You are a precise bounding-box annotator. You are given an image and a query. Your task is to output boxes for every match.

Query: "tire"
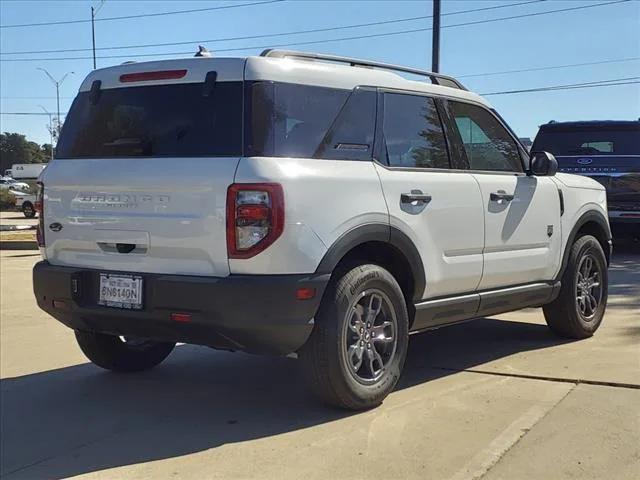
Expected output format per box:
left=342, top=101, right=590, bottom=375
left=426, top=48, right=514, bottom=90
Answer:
left=22, top=202, right=35, bottom=218
left=543, top=235, right=608, bottom=339
left=75, top=330, right=175, bottom=372
left=299, top=263, right=409, bottom=410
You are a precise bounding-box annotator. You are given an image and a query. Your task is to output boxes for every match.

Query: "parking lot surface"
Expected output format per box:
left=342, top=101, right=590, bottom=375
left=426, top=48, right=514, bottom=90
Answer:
left=0, top=211, right=38, bottom=228
left=1, top=247, right=638, bottom=479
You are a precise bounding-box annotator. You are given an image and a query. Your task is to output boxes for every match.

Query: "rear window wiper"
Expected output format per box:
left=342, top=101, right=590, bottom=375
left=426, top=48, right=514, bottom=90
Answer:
left=103, top=138, right=152, bottom=155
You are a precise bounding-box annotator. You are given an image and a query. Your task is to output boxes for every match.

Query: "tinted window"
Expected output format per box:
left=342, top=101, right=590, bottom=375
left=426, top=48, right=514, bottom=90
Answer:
left=448, top=101, right=522, bottom=172
left=532, top=126, right=640, bottom=156
left=248, top=82, right=350, bottom=158
left=314, top=88, right=376, bottom=161
left=382, top=93, right=449, bottom=169
left=57, top=82, right=243, bottom=158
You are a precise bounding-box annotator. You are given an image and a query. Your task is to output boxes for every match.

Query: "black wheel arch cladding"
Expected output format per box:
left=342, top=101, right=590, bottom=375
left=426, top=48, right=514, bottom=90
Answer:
left=315, top=223, right=426, bottom=303
left=556, top=209, right=612, bottom=283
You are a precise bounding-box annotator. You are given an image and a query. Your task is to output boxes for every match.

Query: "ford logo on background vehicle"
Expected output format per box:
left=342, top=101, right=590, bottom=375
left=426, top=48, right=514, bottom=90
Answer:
left=577, top=158, right=594, bottom=165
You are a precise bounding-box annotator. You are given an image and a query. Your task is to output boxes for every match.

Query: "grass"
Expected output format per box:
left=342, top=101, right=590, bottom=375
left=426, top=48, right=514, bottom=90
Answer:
left=0, top=231, right=36, bottom=242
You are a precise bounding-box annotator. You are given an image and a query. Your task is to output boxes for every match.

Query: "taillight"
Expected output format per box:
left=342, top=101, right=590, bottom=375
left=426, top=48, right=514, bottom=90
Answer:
left=36, top=181, right=45, bottom=247
left=226, top=183, right=284, bottom=259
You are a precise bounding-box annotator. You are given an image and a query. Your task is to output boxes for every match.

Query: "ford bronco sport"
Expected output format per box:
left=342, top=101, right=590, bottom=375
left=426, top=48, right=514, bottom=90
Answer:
left=33, top=50, right=612, bottom=410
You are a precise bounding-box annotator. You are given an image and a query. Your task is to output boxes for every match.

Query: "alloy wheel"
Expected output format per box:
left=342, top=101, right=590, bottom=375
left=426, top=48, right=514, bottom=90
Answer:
left=343, top=289, right=398, bottom=384
left=575, top=253, right=603, bottom=320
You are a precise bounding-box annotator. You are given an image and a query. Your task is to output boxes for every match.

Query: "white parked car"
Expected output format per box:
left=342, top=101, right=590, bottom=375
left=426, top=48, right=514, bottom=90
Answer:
left=33, top=50, right=611, bottom=409
left=0, top=177, right=30, bottom=192
left=10, top=190, right=37, bottom=218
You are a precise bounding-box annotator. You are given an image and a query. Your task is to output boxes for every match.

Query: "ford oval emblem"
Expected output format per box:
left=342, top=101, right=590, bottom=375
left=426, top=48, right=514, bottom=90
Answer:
left=49, top=222, right=63, bottom=232
left=577, top=157, right=593, bottom=165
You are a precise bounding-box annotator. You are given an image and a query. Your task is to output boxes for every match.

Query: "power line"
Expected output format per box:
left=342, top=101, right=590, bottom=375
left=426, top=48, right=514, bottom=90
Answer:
left=0, top=0, right=630, bottom=62
left=1, top=1, right=546, bottom=55
left=484, top=81, right=639, bottom=95
left=0, top=96, right=74, bottom=99
left=0, top=112, right=68, bottom=115
left=457, top=57, right=640, bottom=78
left=482, top=77, right=640, bottom=96
left=0, top=0, right=285, bottom=29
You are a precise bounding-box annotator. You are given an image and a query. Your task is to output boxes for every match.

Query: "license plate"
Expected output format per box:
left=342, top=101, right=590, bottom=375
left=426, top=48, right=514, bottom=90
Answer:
left=98, top=274, right=143, bottom=310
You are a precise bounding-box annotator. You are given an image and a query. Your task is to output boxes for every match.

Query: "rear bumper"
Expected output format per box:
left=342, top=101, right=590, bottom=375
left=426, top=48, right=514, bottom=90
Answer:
left=33, top=261, right=329, bottom=355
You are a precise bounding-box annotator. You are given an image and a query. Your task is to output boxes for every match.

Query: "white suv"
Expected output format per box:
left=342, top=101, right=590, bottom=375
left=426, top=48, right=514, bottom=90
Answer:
left=33, top=50, right=612, bottom=409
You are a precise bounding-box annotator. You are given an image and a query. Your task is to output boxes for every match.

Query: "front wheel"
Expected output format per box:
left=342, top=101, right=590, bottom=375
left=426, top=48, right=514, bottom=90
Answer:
left=543, top=235, right=608, bottom=338
left=75, top=331, right=175, bottom=372
left=299, top=264, right=409, bottom=410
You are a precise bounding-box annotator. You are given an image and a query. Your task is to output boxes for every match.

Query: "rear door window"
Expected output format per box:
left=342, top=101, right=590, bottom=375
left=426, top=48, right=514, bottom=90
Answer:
left=380, top=93, right=450, bottom=169
left=56, top=82, right=243, bottom=158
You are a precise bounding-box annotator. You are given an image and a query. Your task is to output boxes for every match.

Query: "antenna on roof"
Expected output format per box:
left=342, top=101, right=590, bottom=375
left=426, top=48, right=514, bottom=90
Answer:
left=195, top=46, right=212, bottom=57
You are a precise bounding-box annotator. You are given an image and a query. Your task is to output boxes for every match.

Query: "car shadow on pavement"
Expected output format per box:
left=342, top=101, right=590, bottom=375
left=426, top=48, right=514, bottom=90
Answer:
left=1, top=317, right=573, bottom=479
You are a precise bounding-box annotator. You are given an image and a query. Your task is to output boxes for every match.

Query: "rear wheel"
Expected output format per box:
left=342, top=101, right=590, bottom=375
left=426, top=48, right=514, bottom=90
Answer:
left=300, top=263, right=409, bottom=410
left=75, top=331, right=175, bottom=372
left=543, top=235, right=608, bottom=338
left=22, top=202, right=35, bottom=218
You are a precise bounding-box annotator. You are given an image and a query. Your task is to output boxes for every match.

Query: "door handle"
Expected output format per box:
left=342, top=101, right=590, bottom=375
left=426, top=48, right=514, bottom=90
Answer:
left=401, top=191, right=432, bottom=204
left=490, top=191, right=514, bottom=203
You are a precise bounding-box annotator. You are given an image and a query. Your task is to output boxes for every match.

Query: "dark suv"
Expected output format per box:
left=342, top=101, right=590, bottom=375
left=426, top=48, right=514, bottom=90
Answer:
left=533, top=120, right=640, bottom=238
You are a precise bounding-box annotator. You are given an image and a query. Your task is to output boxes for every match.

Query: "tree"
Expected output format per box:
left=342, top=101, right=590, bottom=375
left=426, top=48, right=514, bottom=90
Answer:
left=0, top=132, right=50, bottom=174
left=41, top=144, right=54, bottom=161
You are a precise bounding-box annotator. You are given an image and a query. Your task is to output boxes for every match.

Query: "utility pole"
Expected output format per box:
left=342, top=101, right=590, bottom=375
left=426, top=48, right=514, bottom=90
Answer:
left=91, top=1, right=105, bottom=69
left=91, top=6, right=96, bottom=69
left=37, top=68, right=74, bottom=142
left=38, top=106, right=55, bottom=161
left=431, top=0, right=441, bottom=73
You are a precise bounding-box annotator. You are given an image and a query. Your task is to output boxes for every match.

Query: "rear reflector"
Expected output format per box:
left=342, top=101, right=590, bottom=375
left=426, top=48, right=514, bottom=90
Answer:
left=36, top=181, right=45, bottom=248
left=53, top=300, right=67, bottom=309
left=171, top=313, right=192, bottom=322
left=296, top=288, right=316, bottom=300
left=120, top=69, right=187, bottom=83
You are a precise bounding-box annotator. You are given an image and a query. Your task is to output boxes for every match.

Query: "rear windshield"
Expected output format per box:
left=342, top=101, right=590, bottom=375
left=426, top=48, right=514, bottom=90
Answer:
left=532, top=126, right=640, bottom=156
left=56, top=82, right=243, bottom=158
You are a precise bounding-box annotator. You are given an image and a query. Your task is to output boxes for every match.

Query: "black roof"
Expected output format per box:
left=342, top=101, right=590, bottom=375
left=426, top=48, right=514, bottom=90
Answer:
left=539, top=120, right=640, bottom=132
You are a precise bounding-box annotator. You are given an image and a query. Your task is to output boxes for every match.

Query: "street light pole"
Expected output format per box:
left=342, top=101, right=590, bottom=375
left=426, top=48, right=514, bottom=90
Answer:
left=431, top=0, right=441, bottom=73
left=55, top=83, right=60, bottom=124
left=38, top=106, right=54, bottom=161
left=36, top=68, right=74, bottom=142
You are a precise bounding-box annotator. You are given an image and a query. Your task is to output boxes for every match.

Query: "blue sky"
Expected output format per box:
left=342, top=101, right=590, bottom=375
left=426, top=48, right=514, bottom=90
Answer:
left=1, top=0, right=639, bottom=145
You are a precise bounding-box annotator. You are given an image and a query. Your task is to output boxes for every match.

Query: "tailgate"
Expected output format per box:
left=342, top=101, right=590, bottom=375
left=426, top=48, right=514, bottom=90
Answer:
left=43, top=58, right=246, bottom=276
left=42, top=157, right=239, bottom=276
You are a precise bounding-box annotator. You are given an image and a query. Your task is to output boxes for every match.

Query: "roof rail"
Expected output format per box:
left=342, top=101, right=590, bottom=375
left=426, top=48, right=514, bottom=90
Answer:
left=260, top=49, right=467, bottom=91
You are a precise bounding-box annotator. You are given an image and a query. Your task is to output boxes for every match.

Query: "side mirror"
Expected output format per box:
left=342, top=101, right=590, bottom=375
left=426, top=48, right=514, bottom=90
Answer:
left=530, top=151, right=558, bottom=176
